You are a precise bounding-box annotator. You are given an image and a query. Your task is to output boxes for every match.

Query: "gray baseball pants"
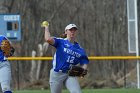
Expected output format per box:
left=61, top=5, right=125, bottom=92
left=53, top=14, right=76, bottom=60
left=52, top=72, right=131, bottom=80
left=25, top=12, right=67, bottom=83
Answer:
left=0, top=61, right=12, bottom=92
left=49, top=69, right=82, bottom=93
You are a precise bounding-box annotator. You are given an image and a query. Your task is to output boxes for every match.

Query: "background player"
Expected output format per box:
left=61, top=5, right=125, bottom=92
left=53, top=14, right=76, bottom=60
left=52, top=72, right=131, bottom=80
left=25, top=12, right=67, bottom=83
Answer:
left=0, top=35, right=15, bottom=93
left=42, top=21, right=89, bottom=93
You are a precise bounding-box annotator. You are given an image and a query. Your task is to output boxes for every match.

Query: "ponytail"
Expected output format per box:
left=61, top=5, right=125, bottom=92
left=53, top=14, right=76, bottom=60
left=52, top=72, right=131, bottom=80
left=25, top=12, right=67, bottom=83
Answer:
left=60, top=33, right=67, bottom=38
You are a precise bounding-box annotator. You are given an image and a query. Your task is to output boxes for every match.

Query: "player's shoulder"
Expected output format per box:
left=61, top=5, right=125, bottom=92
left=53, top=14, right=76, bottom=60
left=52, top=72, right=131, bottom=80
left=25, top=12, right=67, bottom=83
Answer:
left=75, top=42, right=83, bottom=49
left=75, top=42, right=86, bottom=52
left=0, top=35, right=5, bottom=38
left=0, top=35, right=7, bottom=40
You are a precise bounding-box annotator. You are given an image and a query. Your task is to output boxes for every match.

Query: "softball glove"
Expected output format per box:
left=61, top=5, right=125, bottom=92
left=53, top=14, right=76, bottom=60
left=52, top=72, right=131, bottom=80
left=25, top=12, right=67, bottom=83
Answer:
left=68, top=65, right=88, bottom=77
left=0, top=40, right=15, bottom=57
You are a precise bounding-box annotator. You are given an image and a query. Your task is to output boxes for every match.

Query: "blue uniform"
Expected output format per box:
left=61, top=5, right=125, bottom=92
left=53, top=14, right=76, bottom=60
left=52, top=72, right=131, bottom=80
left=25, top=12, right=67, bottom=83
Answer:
left=52, top=38, right=89, bottom=72
left=0, top=35, right=12, bottom=93
left=49, top=37, right=89, bottom=93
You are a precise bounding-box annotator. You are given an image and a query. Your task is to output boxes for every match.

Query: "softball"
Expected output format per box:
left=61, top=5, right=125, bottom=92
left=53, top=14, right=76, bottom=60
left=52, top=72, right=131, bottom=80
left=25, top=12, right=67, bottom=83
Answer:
left=41, top=21, right=49, bottom=27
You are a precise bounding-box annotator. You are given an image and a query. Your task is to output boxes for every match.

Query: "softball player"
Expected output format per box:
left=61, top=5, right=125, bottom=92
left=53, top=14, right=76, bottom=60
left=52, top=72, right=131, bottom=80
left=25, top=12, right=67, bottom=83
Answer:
left=42, top=22, right=89, bottom=93
left=0, top=35, right=13, bottom=93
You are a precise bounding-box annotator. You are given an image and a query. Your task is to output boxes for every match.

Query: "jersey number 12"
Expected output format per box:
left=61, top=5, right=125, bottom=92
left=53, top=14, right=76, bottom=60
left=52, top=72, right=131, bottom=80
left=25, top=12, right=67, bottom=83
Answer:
left=67, top=56, right=75, bottom=63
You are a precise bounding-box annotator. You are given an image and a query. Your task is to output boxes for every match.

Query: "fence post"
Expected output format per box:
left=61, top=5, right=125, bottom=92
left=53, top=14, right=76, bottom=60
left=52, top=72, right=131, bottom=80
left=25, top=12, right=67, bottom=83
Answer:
left=16, top=60, right=20, bottom=90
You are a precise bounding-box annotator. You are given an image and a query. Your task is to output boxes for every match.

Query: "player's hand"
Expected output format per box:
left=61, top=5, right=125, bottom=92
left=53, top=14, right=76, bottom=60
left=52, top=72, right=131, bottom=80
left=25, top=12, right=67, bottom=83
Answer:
left=41, top=21, right=49, bottom=27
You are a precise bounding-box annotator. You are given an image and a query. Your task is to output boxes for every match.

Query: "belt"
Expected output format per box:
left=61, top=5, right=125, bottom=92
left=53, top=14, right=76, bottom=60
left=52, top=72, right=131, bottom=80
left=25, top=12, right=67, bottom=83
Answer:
left=54, top=69, right=68, bottom=73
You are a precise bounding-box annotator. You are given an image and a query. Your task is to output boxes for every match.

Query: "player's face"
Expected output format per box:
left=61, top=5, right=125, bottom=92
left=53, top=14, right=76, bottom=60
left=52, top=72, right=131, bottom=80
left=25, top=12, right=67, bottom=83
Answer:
left=66, top=27, right=77, bottom=39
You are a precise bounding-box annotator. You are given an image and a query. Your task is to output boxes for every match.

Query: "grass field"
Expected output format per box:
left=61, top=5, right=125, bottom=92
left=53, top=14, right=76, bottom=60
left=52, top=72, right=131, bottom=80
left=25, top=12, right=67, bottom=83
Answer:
left=14, top=89, right=140, bottom=93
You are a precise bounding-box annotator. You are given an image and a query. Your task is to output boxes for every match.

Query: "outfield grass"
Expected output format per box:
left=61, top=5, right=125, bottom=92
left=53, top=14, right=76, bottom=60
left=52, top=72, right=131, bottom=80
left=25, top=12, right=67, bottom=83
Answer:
left=14, top=89, right=140, bottom=93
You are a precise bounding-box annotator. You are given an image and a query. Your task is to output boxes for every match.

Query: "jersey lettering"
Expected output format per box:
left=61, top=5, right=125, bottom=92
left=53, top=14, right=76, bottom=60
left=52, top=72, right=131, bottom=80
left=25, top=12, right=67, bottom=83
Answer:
left=64, top=48, right=81, bottom=58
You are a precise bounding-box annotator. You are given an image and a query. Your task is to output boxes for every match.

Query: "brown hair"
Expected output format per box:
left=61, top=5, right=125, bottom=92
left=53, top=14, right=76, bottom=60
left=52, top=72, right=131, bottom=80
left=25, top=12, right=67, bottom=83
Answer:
left=60, top=33, right=67, bottom=38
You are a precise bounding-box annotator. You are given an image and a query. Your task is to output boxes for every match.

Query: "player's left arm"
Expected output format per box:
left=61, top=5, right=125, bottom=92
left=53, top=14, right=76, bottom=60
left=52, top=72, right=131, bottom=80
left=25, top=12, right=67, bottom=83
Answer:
left=79, top=53, right=89, bottom=76
left=81, top=64, right=88, bottom=69
left=80, top=55, right=89, bottom=69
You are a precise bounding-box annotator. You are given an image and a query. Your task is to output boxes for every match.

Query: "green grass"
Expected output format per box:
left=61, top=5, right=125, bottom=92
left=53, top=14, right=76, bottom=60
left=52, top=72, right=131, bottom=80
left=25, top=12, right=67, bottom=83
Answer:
left=14, top=89, right=140, bottom=93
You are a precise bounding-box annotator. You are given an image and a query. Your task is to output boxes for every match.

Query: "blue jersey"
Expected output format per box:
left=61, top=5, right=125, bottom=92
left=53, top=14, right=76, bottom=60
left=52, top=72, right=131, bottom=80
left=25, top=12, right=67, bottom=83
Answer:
left=0, top=35, right=8, bottom=61
left=51, top=38, right=89, bottom=73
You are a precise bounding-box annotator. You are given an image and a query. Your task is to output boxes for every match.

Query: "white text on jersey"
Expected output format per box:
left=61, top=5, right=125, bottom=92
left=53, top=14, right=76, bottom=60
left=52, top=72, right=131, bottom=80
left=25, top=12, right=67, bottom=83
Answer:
left=64, top=48, right=81, bottom=58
